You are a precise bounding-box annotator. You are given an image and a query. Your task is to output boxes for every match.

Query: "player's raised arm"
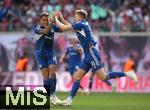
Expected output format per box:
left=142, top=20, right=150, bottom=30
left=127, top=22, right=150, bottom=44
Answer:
left=58, top=12, right=70, bottom=25
left=35, top=12, right=57, bottom=34
left=38, top=23, right=53, bottom=34
left=55, top=16, right=74, bottom=31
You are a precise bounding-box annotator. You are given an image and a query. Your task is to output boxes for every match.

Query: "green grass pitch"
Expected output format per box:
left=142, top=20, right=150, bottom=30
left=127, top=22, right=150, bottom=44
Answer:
left=51, top=92, right=150, bottom=110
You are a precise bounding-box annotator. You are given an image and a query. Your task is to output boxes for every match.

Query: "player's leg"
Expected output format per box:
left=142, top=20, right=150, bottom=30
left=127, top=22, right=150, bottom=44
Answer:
left=73, top=66, right=85, bottom=93
left=95, top=67, right=138, bottom=84
left=48, top=56, right=61, bottom=105
left=93, top=68, right=117, bottom=92
left=60, top=68, right=86, bottom=106
left=69, top=68, right=86, bottom=99
left=41, top=68, right=51, bottom=96
left=60, top=59, right=91, bottom=106
left=48, top=64, right=57, bottom=96
left=35, top=55, right=51, bottom=96
left=90, top=47, right=138, bottom=83
left=87, top=72, right=94, bottom=94
left=71, top=74, right=85, bottom=93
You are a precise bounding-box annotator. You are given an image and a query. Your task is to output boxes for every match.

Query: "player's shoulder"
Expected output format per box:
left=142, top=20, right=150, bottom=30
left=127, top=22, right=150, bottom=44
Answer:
left=80, top=20, right=89, bottom=25
left=77, top=20, right=90, bottom=29
left=34, top=25, right=41, bottom=30
left=33, top=25, right=41, bottom=33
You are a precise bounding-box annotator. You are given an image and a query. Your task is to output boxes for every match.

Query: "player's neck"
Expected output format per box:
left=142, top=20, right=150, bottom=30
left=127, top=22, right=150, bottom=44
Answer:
left=76, top=18, right=85, bottom=22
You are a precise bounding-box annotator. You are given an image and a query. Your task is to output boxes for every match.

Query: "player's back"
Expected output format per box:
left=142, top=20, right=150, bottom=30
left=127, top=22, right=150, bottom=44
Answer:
left=72, top=20, right=96, bottom=53
left=67, top=44, right=82, bottom=67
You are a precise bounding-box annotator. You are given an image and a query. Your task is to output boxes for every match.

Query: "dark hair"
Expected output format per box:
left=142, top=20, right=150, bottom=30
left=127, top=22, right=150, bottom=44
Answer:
left=40, top=12, right=49, bottom=19
left=129, top=54, right=134, bottom=58
left=75, top=10, right=87, bottom=19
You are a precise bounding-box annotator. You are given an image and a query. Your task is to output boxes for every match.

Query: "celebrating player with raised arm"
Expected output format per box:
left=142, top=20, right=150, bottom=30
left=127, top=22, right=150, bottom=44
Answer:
left=55, top=10, right=138, bottom=106
left=33, top=12, right=62, bottom=105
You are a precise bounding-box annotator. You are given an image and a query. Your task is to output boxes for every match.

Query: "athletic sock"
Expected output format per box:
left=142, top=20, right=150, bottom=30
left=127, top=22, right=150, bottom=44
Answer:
left=88, top=79, right=94, bottom=90
left=103, top=80, right=112, bottom=87
left=49, top=78, right=56, bottom=96
left=107, top=72, right=126, bottom=80
left=69, top=80, right=80, bottom=99
left=43, top=79, right=50, bottom=96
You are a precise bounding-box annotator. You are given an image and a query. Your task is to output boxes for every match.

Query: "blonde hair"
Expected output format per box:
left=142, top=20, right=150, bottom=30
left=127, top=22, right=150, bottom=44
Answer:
left=75, top=9, right=87, bottom=19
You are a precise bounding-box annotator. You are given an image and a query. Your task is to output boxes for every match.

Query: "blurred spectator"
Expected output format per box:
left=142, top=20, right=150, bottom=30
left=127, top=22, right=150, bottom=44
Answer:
left=16, top=52, right=28, bottom=72
left=0, top=0, right=150, bottom=32
left=123, top=54, right=136, bottom=72
left=15, top=37, right=38, bottom=70
left=138, top=38, right=150, bottom=74
left=0, top=43, right=9, bottom=72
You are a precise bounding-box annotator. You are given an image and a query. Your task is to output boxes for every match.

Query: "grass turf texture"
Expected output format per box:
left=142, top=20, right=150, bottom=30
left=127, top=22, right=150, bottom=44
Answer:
left=51, top=92, right=150, bottom=110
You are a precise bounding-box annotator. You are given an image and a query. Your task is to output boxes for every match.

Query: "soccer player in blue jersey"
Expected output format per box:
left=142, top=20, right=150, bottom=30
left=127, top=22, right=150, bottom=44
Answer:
left=60, top=38, right=115, bottom=94
left=55, top=10, right=138, bottom=106
left=33, top=12, right=61, bottom=105
left=59, top=38, right=85, bottom=92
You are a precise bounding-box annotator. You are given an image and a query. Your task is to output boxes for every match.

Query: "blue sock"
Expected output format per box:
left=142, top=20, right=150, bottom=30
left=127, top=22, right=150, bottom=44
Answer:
left=49, top=78, right=56, bottom=96
left=88, top=79, right=94, bottom=90
left=69, top=80, right=80, bottom=99
left=104, top=80, right=112, bottom=87
left=107, top=72, right=126, bottom=80
left=44, top=79, right=50, bottom=96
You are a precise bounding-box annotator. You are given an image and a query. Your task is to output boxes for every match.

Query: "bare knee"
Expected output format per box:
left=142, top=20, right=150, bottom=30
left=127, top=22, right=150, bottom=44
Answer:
left=100, top=75, right=107, bottom=81
left=95, top=68, right=107, bottom=81
left=73, top=73, right=81, bottom=80
left=41, top=68, right=49, bottom=79
left=73, top=69, right=85, bottom=81
left=48, top=65, right=57, bottom=78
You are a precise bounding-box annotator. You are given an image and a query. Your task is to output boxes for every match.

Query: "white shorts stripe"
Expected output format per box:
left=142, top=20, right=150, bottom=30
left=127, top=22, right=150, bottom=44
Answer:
left=89, top=48, right=99, bottom=66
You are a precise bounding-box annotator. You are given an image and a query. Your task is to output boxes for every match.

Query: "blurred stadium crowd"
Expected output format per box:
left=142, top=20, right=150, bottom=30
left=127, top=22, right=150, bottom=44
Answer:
left=0, top=0, right=150, bottom=32
left=0, top=0, right=150, bottom=74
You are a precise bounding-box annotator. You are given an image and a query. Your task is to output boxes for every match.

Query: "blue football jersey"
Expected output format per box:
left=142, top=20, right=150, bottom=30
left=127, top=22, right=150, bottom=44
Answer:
left=33, top=25, right=60, bottom=55
left=66, top=44, right=82, bottom=67
left=72, top=20, right=97, bottom=53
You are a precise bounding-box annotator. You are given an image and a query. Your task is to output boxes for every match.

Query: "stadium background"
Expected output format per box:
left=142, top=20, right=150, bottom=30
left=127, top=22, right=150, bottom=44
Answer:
left=0, top=0, right=150, bottom=93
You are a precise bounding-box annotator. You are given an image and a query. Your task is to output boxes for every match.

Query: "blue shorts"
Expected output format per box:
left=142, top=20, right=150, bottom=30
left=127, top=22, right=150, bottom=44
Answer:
left=35, top=53, right=57, bottom=69
left=69, top=65, right=80, bottom=76
left=80, top=47, right=103, bottom=73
